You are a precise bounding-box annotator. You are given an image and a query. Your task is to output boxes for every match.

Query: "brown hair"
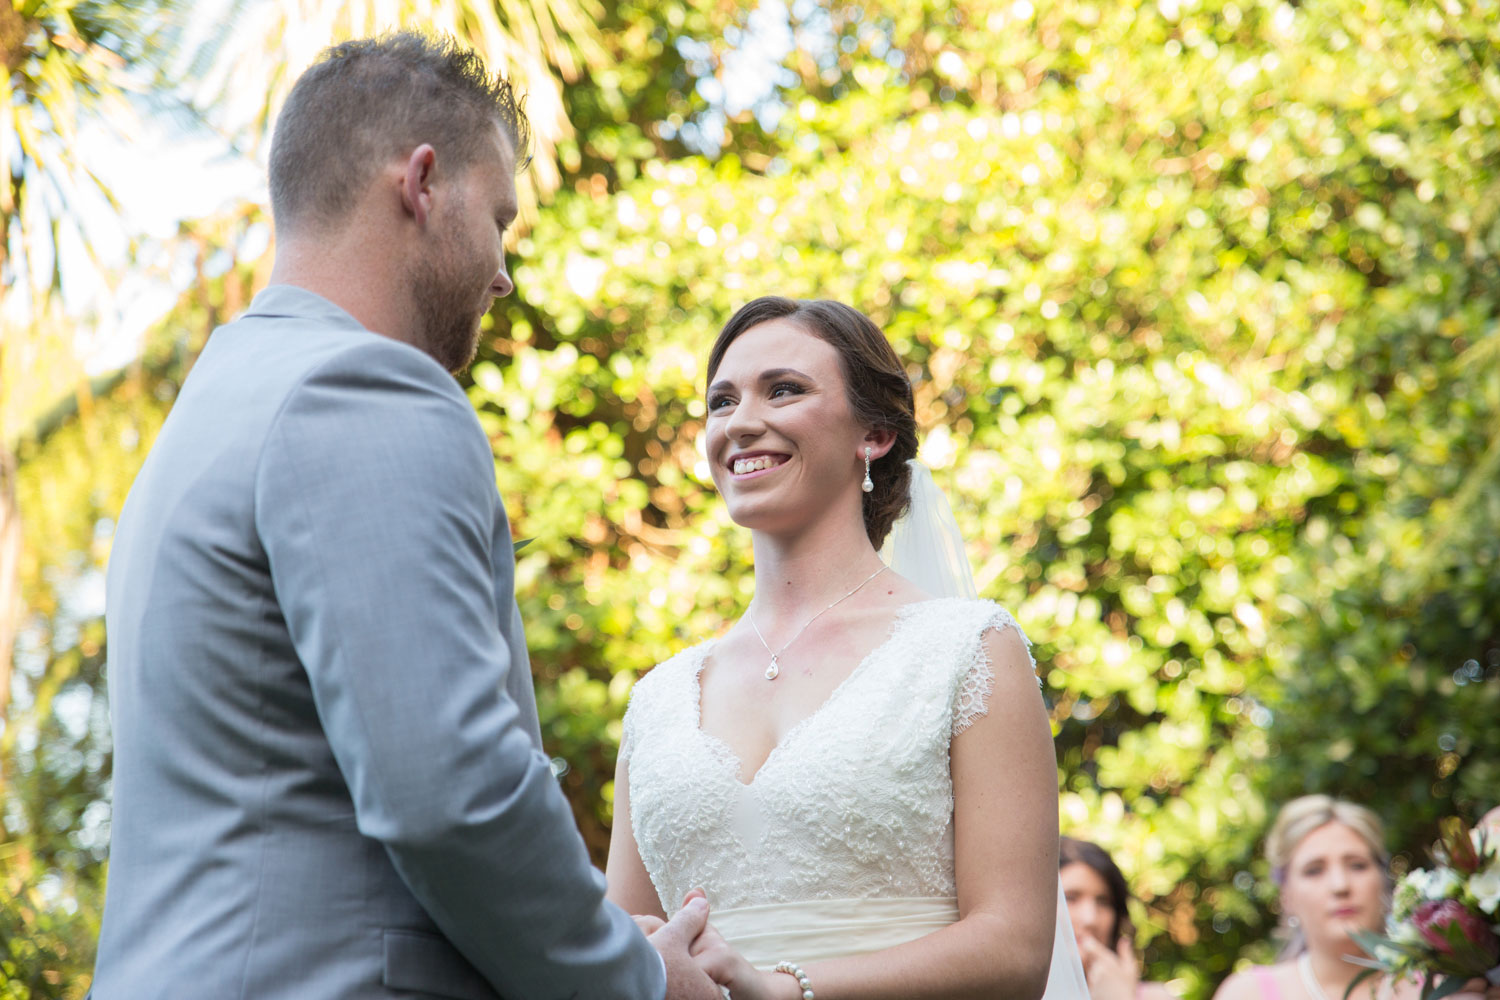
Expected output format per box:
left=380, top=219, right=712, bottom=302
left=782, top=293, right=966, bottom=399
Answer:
left=1060, top=837, right=1134, bottom=948
left=269, top=30, right=532, bottom=234
left=707, top=297, right=918, bottom=548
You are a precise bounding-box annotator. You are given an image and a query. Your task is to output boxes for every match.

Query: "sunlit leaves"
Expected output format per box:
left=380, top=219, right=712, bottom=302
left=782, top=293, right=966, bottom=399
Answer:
left=481, top=2, right=1499, bottom=995
left=7, top=0, right=1499, bottom=994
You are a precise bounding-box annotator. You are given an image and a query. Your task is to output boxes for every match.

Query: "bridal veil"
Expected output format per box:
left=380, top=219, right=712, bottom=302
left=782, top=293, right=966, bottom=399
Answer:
left=884, top=460, right=1091, bottom=1000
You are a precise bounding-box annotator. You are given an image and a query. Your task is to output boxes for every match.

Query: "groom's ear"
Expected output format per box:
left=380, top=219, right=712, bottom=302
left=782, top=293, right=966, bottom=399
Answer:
left=399, top=144, right=439, bottom=226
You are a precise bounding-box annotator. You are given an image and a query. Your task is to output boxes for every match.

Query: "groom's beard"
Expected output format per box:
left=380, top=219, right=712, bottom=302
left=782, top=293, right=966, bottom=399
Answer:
left=412, top=245, right=489, bottom=374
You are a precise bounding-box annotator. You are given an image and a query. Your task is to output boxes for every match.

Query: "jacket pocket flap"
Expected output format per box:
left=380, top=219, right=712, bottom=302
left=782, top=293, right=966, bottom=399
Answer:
left=382, top=929, right=498, bottom=1000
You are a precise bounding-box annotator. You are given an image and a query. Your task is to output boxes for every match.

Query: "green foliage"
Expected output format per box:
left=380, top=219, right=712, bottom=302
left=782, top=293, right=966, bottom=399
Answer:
left=5, top=0, right=1499, bottom=994
left=0, top=213, right=260, bottom=990
left=483, top=2, right=1500, bottom=995
left=0, top=847, right=99, bottom=1000
left=0, top=0, right=187, bottom=316
left=0, top=381, right=169, bottom=994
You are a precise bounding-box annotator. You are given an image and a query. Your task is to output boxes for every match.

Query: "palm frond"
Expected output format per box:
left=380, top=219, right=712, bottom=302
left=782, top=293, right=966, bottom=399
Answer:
left=181, top=0, right=616, bottom=227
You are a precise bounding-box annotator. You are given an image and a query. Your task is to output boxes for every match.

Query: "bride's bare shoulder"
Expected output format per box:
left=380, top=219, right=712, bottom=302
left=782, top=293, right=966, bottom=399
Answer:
left=859, top=568, right=937, bottom=611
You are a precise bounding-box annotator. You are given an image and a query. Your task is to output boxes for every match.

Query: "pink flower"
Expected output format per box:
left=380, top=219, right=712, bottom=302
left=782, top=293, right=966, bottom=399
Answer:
left=1412, top=900, right=1500, bottom=962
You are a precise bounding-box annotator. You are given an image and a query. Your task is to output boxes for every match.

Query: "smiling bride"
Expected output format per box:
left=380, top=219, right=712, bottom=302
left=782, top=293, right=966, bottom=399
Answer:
left=604, top=296, right=1089, bottom=1000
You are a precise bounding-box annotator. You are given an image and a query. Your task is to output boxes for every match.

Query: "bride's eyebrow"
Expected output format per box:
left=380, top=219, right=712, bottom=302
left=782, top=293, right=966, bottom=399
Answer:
left=707, top=368, right=814, bottom=395
left=756, top=367, right=813, bottom=383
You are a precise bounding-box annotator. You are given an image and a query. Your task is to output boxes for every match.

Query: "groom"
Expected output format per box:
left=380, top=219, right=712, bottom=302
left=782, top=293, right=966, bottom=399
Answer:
left=90, top=32, right=718, bottom=1000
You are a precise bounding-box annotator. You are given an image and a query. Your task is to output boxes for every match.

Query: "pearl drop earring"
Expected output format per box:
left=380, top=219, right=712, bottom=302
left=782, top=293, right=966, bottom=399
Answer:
left=861, top=446, right=874, bottom=493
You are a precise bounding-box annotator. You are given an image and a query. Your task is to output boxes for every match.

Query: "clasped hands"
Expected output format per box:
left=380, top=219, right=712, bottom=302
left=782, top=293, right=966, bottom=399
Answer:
left=638, top=889, right=802, bottom=1000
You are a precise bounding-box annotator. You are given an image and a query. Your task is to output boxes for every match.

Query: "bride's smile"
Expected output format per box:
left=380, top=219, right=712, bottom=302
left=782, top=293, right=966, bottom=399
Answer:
left=729, top=452, right=789, bottom=477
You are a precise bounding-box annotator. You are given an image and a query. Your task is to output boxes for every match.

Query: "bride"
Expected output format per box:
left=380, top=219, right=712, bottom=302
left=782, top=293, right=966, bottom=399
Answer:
left=605, top=296, right=1088, bottom=1000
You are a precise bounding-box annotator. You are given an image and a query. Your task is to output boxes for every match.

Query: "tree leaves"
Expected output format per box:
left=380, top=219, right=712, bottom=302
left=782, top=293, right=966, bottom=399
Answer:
left=5, top=0, right=1499, bottom=995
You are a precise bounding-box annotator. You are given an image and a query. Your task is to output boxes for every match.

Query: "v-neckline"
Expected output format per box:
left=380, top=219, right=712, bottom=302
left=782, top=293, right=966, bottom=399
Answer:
left=689, top=598, right=946, bottom=788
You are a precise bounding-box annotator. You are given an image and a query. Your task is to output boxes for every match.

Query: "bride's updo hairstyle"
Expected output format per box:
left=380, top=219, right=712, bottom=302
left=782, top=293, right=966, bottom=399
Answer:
left=708, top=296, right=918, bottom=548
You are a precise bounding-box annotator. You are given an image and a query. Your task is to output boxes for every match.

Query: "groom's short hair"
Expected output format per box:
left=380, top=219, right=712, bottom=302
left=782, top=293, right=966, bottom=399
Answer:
left=269, top=30, right=532, bottom=235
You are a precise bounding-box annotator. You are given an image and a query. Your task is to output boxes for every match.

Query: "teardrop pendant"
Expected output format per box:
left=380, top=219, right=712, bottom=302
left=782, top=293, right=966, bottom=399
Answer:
left=764, top=657, right=780, bottom=680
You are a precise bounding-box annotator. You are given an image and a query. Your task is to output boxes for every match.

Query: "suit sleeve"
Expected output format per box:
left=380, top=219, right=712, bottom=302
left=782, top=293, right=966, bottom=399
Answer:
left=253, top=340, right=664, bottom=1000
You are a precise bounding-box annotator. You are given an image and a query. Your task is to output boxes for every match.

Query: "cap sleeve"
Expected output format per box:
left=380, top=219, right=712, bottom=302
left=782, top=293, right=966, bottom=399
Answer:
left=618, top=668, right=658, bottom=767
left=952, top=602, right=1036, bottom=736
left=616, top=643, right=704, bottom=766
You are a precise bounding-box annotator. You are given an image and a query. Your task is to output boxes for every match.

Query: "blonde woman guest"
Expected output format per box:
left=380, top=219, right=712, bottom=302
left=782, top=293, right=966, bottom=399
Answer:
left=1060, top=837, right=1176, bottom=1000
left=1212, top=796, right=1498, bottom=1000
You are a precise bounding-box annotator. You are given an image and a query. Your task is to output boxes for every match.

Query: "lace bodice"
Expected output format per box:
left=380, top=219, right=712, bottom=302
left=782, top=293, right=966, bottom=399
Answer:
left=620, top=598, right=1032, bottom=912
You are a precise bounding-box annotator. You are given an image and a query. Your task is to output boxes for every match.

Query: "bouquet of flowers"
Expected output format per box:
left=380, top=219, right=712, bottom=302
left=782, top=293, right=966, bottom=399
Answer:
left=1350, top=818, right=1500, bottom=1000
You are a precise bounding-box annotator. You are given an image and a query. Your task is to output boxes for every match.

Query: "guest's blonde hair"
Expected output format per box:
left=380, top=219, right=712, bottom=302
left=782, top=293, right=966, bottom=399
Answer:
left=1267, top=794, right=1389, bottom=957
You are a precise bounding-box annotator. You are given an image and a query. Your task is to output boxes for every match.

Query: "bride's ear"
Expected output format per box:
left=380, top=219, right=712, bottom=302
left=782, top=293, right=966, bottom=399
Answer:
left=861, top=426, right=897, bottom=461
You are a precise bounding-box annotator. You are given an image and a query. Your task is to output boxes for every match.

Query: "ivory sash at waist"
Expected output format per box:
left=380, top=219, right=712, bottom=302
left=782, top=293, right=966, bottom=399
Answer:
left=710, top=896, right=960, bottom=970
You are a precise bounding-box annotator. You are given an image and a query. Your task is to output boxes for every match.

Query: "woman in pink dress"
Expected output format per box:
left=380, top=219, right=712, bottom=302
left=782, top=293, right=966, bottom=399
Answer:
left=1213, top=796, right=1497, bottom=1000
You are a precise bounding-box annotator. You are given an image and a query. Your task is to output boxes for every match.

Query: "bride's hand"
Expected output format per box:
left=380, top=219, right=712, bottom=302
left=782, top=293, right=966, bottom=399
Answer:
left=689, top=925, right=794, bottom=1000
left=632, top=914, right=666, bottom=935
left=678, top=891, right=798, bottom=1000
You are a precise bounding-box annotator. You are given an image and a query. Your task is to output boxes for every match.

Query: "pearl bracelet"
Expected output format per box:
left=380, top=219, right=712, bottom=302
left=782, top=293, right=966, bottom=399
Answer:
left=772, top=961, right=814, bottom=1000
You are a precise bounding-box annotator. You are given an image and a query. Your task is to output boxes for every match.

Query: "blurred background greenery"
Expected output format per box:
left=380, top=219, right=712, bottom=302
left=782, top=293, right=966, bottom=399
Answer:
left=2, top=0, right=1497, bottom=995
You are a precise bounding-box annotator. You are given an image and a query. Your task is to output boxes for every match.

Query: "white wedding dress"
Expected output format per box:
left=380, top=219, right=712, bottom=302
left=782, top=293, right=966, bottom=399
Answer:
left=621, top=596, right=1089, bottom=997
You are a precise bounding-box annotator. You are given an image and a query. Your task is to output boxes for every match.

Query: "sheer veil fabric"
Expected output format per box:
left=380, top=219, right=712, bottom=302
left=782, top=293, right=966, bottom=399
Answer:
left=884, top=461, right=1090, bottom=1000
left=880, top=461, right=979, bottom=600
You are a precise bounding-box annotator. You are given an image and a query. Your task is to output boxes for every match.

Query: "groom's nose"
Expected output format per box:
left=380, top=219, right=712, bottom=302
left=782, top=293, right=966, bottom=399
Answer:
left=490, top=266, right=514, bottom=299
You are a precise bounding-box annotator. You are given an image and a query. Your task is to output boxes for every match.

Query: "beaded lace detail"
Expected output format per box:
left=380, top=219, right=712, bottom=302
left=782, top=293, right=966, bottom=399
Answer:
left=620, top=598, right=1032, bottom=912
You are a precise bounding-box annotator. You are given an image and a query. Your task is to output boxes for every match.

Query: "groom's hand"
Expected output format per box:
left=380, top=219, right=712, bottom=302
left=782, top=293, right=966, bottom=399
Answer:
left=649, top=896, right=723, bottom=1000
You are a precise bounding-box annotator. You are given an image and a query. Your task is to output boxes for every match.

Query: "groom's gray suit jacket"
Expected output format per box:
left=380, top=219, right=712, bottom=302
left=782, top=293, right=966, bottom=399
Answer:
left=91, top=286, right=662, bottom=1000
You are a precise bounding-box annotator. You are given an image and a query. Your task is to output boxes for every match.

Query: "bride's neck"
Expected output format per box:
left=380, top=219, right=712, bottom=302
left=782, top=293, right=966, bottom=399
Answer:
left=749, top=517, right=888, bottom=623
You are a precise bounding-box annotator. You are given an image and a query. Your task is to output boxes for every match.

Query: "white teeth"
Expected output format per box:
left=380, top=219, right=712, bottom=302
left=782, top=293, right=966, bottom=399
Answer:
left=733, top=456, right=785, bottom=475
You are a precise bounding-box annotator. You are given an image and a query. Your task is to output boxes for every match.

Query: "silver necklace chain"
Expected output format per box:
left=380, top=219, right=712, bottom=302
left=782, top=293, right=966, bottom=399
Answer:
left=749, top=565, right=889, bottom=681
